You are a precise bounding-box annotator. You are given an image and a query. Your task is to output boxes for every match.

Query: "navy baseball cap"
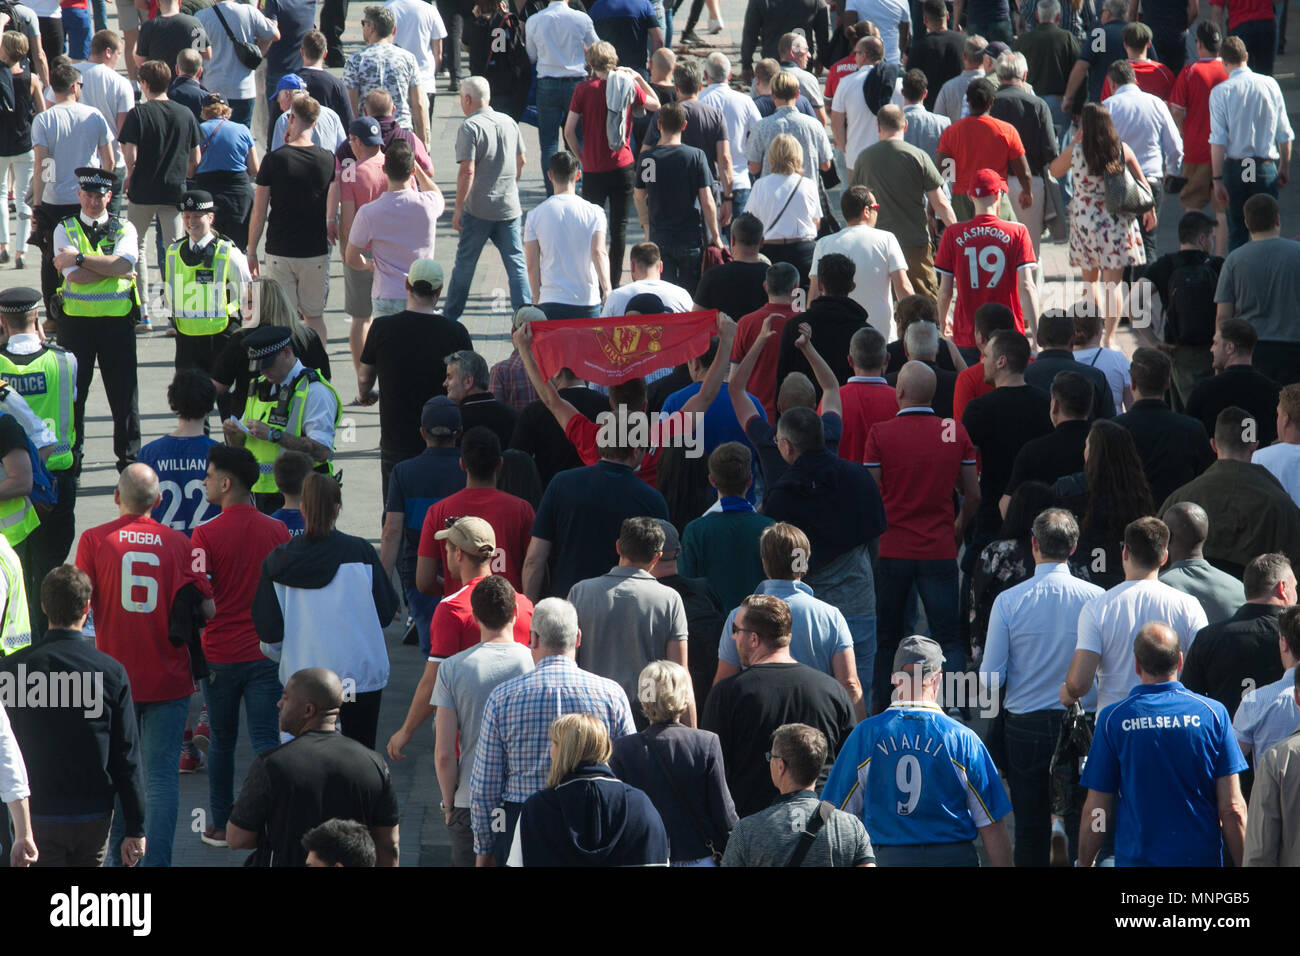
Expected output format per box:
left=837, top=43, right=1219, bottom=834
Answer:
left=348, top=117, right=383, bottom=146
left=421, top=396, right=461, bottom=433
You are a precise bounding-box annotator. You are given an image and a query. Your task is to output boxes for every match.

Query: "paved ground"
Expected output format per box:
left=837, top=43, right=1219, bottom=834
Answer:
left=4, top=0, right=1298, bottom=866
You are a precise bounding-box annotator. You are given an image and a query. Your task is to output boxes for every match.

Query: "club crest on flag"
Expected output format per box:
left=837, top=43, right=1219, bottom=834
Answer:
left=600, top=325, right=663, bottom=365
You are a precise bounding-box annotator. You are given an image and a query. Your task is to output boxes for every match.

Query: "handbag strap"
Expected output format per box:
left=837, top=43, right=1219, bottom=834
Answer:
left=645, top=735, right=721, bottom=859
left=764, top=177, right=802, bottom=240
left=785, top=799, right=834, bottom=867
left=199, top=116, right=228, bottom=156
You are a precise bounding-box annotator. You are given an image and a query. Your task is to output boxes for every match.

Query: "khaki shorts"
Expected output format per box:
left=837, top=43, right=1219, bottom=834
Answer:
left=115, top=0, right=142, bottom=31
left=1180, top=162, right=1228, bottom=212
left=343, top=263, right=373, bottom=318
left=264, top=253, right=329, bottom=318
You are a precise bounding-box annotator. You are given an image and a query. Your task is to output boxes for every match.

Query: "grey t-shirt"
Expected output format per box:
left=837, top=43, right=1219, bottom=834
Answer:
left=31, top=102, right=115, bottom=205
left=722, top=790, right=874, bottom=866
left=455, top=107, right=524, bottom=221
left=1215, top=236, right=1300, bottom=343
left=431, top=641, right=534, bottom=808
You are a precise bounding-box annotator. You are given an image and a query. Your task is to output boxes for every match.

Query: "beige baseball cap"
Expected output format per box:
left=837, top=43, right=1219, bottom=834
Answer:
left=434, top=516, right=496, bottom=558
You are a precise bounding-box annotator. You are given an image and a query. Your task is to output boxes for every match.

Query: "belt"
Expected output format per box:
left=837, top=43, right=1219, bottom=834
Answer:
left=762, top=237, right=814, bottom=245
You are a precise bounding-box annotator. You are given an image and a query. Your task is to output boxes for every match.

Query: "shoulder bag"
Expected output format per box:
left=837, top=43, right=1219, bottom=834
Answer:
left=213, top=3, right=263, bottom=71
left=784, top=799, right=835, bottom=867
left=1103, top=163, right=1155, bottom=217
left=762, top=177, right=803, bottom=242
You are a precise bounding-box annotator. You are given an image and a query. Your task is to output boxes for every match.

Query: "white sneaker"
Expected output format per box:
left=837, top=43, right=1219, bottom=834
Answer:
left=708, top=16, right=724, bottom=32
left=1050, top=818, right=1068, bottom=866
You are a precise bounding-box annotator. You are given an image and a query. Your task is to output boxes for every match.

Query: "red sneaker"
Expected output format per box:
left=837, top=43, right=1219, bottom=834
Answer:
left=193, top=707, right=210, bottom=754
left=179, top=739, right=206, bottom=773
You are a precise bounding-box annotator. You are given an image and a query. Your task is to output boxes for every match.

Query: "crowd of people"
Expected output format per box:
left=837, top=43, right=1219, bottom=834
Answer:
left=0, top=0, right=1297, bottom=870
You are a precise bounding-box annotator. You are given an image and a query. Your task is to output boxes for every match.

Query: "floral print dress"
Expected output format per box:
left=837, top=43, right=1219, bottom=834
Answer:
left=1067, top=147, right=1146, bottom=271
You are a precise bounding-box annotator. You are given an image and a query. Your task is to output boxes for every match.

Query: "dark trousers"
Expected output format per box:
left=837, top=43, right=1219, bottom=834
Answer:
left=874, top=557, right=962, bottom=714
left=1005, top=709, right=1079, bottom=867
left=761, top=239, right=816, bottom=289
left=1255, top=340, right=1300, bottom=386
left=321, top=0, right=350, bottom=64
left=339, top=688, right=383, bottom=751
left=1223, top=156, right=1278, bottom=252
left=874, top=841, right=979, bottom=866
left=24, top=467, right=77, bottom=631
left=37, top=17, right=63, bottom=71
left=59, top=313, right=141, bottom=471
left=174, top=326, right=234, bottom=374
left=1152, top=27, right=1189, bottom=75
left=227, top=98, right=254, bottom=128
left=32, top=813, right=113, bottom=867
left=33, top=203, right=82, bottom=316
left=581, top=165, right=636, bottom=288
left=447, top=806, right=474, bottom=866
left=436, top=0, right=465, bottom=82
left=658, top=244, right=704, bottom=297
left=1232, top=17, right=1276, bottom=75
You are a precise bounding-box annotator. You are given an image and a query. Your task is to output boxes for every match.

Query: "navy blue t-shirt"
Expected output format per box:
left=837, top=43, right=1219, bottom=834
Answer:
left=384, top=446, right=467, bottom=590
left=262, top=0, right=317, bottom=79
left=590, top=0, right=660, bottom=72
left=636, top=143, right=713, bottom=248
left=137, top=434, right=221, bottom=534
left=753, top=93, right=818, bottom=118
left=270, top=507, right=305, bottom=537
left=1080, top=21, right=1129, bottom=103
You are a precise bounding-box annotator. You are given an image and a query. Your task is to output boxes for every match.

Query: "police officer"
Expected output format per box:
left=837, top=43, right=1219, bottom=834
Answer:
left=51, top=167, right=142, bottom=473
left=0, top=287, right=78, bottom=633
left=222, top=325, right=341, bottom=514
left=165, top=190, right=250, bottom=374
left=0, top=529, right=32, bottom=657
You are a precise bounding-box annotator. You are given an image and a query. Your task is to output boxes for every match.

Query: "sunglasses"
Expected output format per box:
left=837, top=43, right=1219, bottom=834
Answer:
left=444, top=515, right=463, bottom=529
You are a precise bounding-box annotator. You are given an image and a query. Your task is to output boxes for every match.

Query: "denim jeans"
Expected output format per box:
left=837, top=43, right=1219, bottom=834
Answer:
left=844, top=614, right=877, bottom=714
left=371, top=296, right=406, bottom=319
left=874, top=557, right=962, bottom=713
left=407, top=585, right=440, bottom=657
left=202, top=658, right=283, bottom=831
left=444, top=213, right=529, bottom=321
left=732, top=187, right=751, bottom=218
left=1005, top=709, right=1079, bottom=867
left=1223, top=157, right=1278, bottom=252
left=967, top=17, right=1013, bottom=44
left=109, top=695, right=189, bottom=867
left=536, top=76, right=583, bottom=197
left=228, top=98, right=255, bottom=128
left=537, top=302, right=601, bottom=320
left=659, top=245, right=703, bottom=297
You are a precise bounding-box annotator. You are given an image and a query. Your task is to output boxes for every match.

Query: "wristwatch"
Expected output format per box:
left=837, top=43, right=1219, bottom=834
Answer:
left=723, top=194, right=734, bottom=201
left=75, top=252, right=85, bottom=267
left=268, top=427, right=283, bottom=443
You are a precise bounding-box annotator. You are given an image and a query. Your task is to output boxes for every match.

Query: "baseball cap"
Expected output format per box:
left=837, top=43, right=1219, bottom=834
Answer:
left=625, top=292, right=666, bottom=315
left=969, top=168, right=1008, bottom=197
left=893, top=635, right=946, bottom=677
left=512, top=305, right=546, bottom=331
left=434, top=516, right=496, bottom=558
left=348, top=117, right=383, bottom=146
left=985, top=40, right=1011, bottom=59
left=273, top=73, right=308, bottom=97
left=407, top=259, right=444, bottom=295
left=654, top=519, right=680, bottom=561
left=420, top=395, right=461, bottom=434
left=202, top=91, right=228, bottom=108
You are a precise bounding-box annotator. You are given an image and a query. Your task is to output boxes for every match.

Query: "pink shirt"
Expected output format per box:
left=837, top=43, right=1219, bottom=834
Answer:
left=338, top=151, right=389, bottom=208
left=349, top=189, right=445, bottom=298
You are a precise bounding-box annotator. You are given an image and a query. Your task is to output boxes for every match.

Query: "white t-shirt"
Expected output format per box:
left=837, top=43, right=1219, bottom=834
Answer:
left=846, top=0, right=910, bottom=63
left=1076, top=579, right=1210, bottom=713
left=524, top=193, right=608, bottom=305
left=811, top=224, right=907, bottom=340
left=1074, top=346, right=1131, bottom=411
left=386, top=0, right=448, bottom=89
left=74, top=62, right=133, bottom=167
left=832, top=65, right=906, bottom=171
left=699, top=82, right=762, bottom=191
left=30, top=102, right=115, bottom=205
left=1253, top=441, right=1300, bottom=506
left=601, top=278, right=694, bottom=316
left=744, top=172, right=820, bottom=241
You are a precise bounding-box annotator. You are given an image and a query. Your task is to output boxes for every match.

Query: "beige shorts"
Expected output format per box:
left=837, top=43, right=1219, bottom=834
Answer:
left=264, top=253, right=329, bottom=318
left=1180, top=162, right=1228, bottom=212
left=343, top=263, right=373, bottom=318
left=115, top=0, right=142, bottom=31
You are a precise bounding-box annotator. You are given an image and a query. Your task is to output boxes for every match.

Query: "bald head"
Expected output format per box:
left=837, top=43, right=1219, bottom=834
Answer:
left=897, top=360, right=937, bottom=406
left=877, top=104, right=905, bottom=134
left=290, top=667, right=344, bottom=711
left=280, top=667, right=344, bottom=735
left=1134, top=622, right=1182, bottom=681
left=1164, top=502, right=1209, bottom=561
left=117, top=463, right=161, bottom=515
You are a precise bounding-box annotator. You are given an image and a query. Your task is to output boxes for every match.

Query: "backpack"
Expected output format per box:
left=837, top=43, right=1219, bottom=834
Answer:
left=487, top=9, right=530, bottom=83
left=1164, top=254, right=1222, bottom=348
left=862, top=61, right=902, bottom=116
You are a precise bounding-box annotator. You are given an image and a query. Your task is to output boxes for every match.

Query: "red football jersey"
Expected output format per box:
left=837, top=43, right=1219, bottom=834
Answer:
left=1101, top=58, right=1176, bottom=101
left=417, top=487, right=536, bottom=596
left=934, top=213, right=1035, bottom=348
left=76, top=514, right=212, bottom=702
left=427, top=575, right=535, bottom=661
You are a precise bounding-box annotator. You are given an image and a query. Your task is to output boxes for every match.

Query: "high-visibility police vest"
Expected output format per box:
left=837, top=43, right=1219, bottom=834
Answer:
left=57, top=217, right=139, bottom=317
left=0, top=536, right=31, bottom=656
left=0, top=347, right=76, bottom=472
left=244, top=368, right=341, bottom=493
left=0, top=430, right=39, bottom=547
left=165, top=235, right=241, bottom=336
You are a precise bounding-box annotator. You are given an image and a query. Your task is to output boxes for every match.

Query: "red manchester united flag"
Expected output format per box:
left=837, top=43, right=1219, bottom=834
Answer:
left=529, top=310, right=718, bottom=386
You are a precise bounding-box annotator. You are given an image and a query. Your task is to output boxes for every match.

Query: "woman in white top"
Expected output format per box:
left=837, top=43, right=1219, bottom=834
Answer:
left=745, top=133, right=820, bottom=287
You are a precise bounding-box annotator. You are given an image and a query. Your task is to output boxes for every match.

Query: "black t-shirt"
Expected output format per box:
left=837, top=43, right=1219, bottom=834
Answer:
left=961, top=383, right=1052, bottom=535
left=885, top=337, right=958, bottom=375
left=631, top=82, right=675, bottom=150
left=907, top=28, right=965, bottom=110
left=693, top=260, right=769, bottom=319
left=1005, top=418, right=1089, bottom=494
left=212, top=326, right=331, bottom=420
left=135, top=13, right=209, bottom=74
left=1185, top=366, right=1282, bottom=450
left=641, top=98, right=728, bottom=179
left=509, top=385, right=608, bottom=486
left=119, top=99, right=201, bottom=205
left=256, top=143, right=335, bottom=257
left=701, top=661, right=855, bottom=818
left=636, top=143, right=713, bottom=247
left=358, top=310, right=473, bottom=456
left=458, top=393, right=518, bottom=451
left=1113, top=400, right=1215, bottom=507
left=0, top=414, right=27, bottom=461
left=226, top=730, right=400, bottom=867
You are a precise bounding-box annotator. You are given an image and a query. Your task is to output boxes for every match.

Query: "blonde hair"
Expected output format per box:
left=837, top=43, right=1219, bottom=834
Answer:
left=587, top=40, right=618, bottom=73
left=247, top=277, right=312, bottom=353
left=547, top=713, right=612, bottom=789
left=2, top=31, right=30, bottom=61
left=767, top=133, right=804, bottom=176
left=637, top=660, right=692, bottom=724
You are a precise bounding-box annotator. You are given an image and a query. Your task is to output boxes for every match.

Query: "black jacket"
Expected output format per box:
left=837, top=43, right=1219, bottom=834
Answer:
left=1181, top=604, right=1284, bottom=718
left=775, top=294, right=866, bottom=399
left=1113, top=399, right=1215, bottom=506
left=764, top=449, right=887, bottom=571
left=0, top=629, right=145, bottom=832
left=1023, top=349, right=1116, bottom=418
left=742, top=0, right=830, bottom=67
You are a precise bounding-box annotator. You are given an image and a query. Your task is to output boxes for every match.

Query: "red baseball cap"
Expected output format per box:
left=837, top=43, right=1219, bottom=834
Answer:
left=969, top=168, right=1009, bottom=197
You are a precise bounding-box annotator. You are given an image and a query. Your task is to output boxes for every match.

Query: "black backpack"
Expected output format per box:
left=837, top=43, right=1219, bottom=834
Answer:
left=1164, top=254, right=1222, bottom=347
left=862, top=61, right=902, bottom=115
